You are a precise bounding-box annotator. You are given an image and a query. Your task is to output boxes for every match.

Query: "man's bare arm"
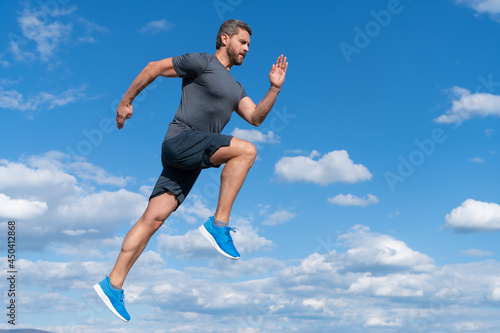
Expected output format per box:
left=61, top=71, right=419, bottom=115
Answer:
left=236, top=55, right=288, bottom=127
left=116, top=58, right=178, bottom=129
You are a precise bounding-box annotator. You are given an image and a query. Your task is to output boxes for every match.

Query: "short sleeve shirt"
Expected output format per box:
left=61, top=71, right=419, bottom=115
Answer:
left=166, top=53, right=247, bottom=139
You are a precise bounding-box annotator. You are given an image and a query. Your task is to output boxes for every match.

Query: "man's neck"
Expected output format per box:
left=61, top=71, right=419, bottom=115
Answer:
left=215, top=49, right=233, bottom=71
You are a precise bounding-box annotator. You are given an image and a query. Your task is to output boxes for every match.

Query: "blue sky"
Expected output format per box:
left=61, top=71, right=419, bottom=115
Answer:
left=1, top=0, right=500, bottom=332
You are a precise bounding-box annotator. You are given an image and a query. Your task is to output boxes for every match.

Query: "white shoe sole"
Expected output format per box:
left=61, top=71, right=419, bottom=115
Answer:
left=199, top=224, right=239, bottom=260
left=93, top=283, right=129, bottom=322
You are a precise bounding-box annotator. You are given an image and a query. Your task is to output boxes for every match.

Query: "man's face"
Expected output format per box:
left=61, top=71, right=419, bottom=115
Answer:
left=225, top=28, right=250, bottom=66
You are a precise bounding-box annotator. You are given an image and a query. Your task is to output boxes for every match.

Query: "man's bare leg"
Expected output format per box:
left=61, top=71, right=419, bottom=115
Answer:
left=209, top=137, right=257, bottom=223
left=108, top=191, right=178, bottom=289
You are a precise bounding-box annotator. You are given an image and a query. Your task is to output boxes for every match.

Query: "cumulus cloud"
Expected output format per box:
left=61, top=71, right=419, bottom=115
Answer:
left=139, top=19, right=174, bottom=35
left=6, top=225, right=500, bottom=332
left=456, top=0, right=500, bottom=20
left=0, top=157, right=79, bottom=201
left=348, top=273, right=431, bottom=297
left=435, top=87, right=500, bottom=124
left=262, top=209, right=296, bottom=226
left=0, top=152, right=145, bottom=250
left=339, top=225, right=435, bottom=273
left=0, top=151, right=131, bottom=200
left=444, top=199, right=500, bottom=232
left=158, top=217, right=274, bottom=259
left=28, top=151, right=131, bottom=187
left=231, top=128, right=280, bottom=144
left=173, top=194, right=214, bottom=224
left=0, top=193, right=48, bottom=219
left=328, top=193, right=379, bottom=207
left=274, top=150, right=372, bottom=186
left=55, top=189, right=146, bottom=225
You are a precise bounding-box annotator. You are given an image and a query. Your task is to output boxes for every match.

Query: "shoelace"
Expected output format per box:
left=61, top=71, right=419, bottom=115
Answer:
left=224, top=227, right=238, bottom=244
left=118, top=290, right=125, bottom=303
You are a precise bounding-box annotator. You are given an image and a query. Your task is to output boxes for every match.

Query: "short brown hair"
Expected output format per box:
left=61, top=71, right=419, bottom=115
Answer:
left=216, top=19, right=252, bottom=49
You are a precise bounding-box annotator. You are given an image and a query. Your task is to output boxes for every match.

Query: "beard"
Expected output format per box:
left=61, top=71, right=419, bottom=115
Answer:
left=226, top=44, right=244, bottom=66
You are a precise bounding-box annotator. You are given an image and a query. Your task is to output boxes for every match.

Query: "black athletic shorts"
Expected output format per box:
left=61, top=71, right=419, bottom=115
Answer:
left=149, top=128, right=232, bottom=206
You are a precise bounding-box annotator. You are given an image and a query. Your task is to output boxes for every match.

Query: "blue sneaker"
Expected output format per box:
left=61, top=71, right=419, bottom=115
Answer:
left=199, top=216, right=240, bottom=259
left=93, top=276, right=130, bottom=322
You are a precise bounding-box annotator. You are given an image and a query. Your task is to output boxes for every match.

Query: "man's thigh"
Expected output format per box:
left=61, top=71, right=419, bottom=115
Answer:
left=209, top=137, right=256, bottom=165
left=162, top=130, right=232, bottom=170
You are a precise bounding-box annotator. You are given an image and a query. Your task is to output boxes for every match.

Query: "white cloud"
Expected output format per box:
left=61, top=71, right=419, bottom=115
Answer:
left=339, top=225, right=435, bottom=272
left=17, top=8, right=72, bottom=62
left=388, top=211, right=400, bottom=218
left=7, top=225, right=500, bottom=332
left=0, top=151, right=131, bottom=199
left=0, top=85, right=86, bottom=111
left=0, top=157, right=79, bottom=201
left=444, top=199, right=500, bottom=232
left=49, top=235, right=124, bottom=260
left=0, top=77, right=22, bottom=86
left=55, top=189, right=146, bottom=226
left=454, top=321, right=484, bottom=331
left=274, top=150, right=372, bottom=186
left=173, top=194, right=214, bottom=224
left=348, top=273, right=430, bottom=297
left=469, top=157, right=484, bottom=163
left=187, top=256, right=285, bottom=280
left=61, top=228, right=99, bottom=236
left=0, top=193, right=48, bottom=219
left=284, top=149, right=309, bottom=155
left=456, top=0, right=500, bottom=19
left=435, top=86, right=500, bottom=124
left=328, top=193, right=379, bottom=207
left=139, top=19, right=174, bottom=35
left=231, top=128, right=280, bottom=144
left=29, top=151, right=131, bottom=187
left=0, top=53, right=9, bottom=67
left=489, top=281, right=500, bottom=301
left=461, top=248, right=494, bottom=256
left=485, top=128, right=495, bottom=137
left=262, top=209, right=296, bottom=226
left=158, top=217, right=274, bottom=259
left=77, top=17, right=109, bottom=43
left=7, top=4, right=107, bottom=64
left=0, top=152, right=145, bottom=249
left=364, top=316, right=403, bottom=327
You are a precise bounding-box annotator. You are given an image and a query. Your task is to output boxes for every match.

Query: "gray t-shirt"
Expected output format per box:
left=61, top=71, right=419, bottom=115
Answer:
left=164, top=52, right=247, bottom=140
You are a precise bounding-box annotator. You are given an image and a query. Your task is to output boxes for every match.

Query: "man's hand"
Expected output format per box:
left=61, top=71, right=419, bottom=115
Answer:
left=236, top=54, right=289, bottom=127
left=116, top=101, right=133, bottom=130
left=269, top=54, right=288, bottom=89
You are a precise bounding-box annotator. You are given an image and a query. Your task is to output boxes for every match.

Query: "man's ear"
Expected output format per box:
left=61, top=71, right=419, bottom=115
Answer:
left=220, top=33, right=229, bottom=47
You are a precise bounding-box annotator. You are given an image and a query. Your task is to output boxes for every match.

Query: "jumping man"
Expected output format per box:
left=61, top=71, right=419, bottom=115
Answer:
left=94, top=19, right=288, bottom=322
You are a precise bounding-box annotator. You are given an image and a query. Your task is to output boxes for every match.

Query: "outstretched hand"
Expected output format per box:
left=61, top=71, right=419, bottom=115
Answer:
left=269, top=54, right=288, bottom=89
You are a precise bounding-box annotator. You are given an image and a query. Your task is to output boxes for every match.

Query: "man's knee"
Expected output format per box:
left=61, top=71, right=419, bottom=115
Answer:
left=240, top=140, right=257, bottom=162
left=142, top=192, right=177, bottom=231
left=142, top=213, right=168, bottom=233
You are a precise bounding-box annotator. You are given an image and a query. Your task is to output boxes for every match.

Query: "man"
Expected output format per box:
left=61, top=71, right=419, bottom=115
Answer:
left=93, top=19, right=288, bottom=322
